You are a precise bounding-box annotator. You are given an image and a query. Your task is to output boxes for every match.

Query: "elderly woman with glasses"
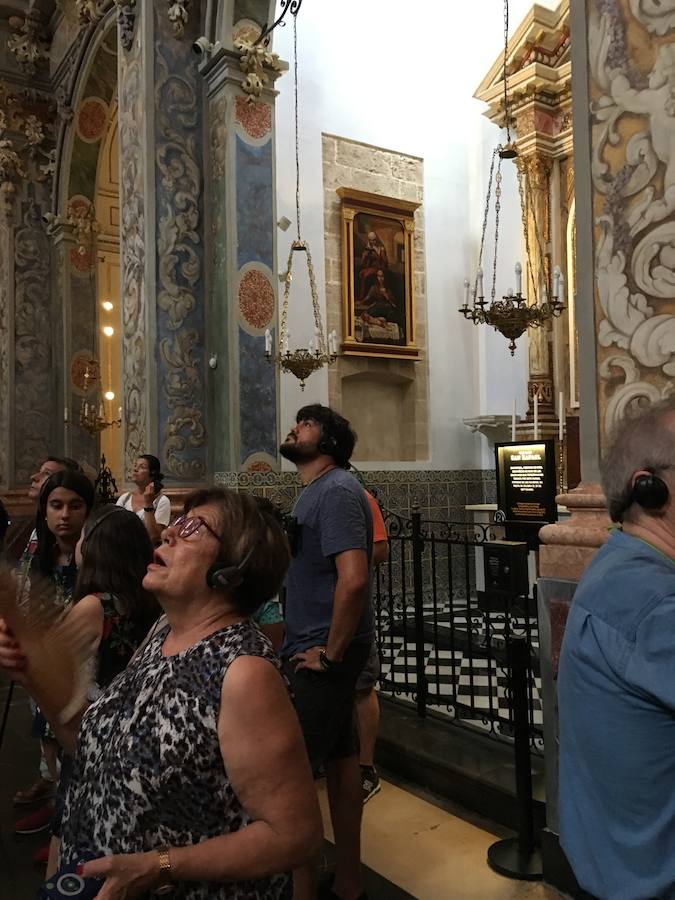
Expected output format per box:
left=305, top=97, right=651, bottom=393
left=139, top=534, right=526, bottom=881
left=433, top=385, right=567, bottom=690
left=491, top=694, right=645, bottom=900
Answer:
left=55, top=487, right=321, bottom=899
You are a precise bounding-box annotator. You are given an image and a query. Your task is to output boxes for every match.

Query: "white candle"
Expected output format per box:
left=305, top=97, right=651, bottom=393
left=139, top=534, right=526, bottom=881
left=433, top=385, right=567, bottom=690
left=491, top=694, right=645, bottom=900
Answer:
left=283, top=332, right=289, bottom=354
left=308, top=336, right=315, bottom=354
left=463, top=278, right=470, bottom=305
left=511, top=398, right=516, bottom=442
left=507, top=287, right=514, bottom=297
left=84, top=402, right=89, bottom=417
left=533, top=395, right=539, bottom=440
left=264, top=328, right=272, bottom=354
left=559, top=273, right=566, bottom=302
left=476, top=267, right=484, bottom=298
left=515, top=262, right=522, bottom=295
left=64, top=406, right=68, bottom=424
left=559, top=391, right=564, bottom=442
left=118, top=406, right=122, bottom=420
left=99, top=402, right=104, bottom=418
left=553, top=266, right=561, bottom=298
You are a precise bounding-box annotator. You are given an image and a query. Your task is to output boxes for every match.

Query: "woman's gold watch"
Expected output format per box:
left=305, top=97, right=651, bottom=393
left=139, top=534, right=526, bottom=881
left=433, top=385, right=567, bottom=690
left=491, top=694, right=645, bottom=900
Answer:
left=155, top=847, right=173, bottom=895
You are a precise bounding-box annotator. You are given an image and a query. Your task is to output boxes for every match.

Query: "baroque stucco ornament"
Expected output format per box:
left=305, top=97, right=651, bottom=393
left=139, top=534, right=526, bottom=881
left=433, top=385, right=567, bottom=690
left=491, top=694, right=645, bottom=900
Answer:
left=589, top=3, right=675, bottom=437
left=167, top=0, right=191, bottom=37
left=234, top=37, right=283, bottom=103
left=0, top=94, right=52, bottom=216
left=76, top=0, right=106, bottom=26
left=7, top=12, right=49, bottom=75
left=114, top=0, right=137, bottom=51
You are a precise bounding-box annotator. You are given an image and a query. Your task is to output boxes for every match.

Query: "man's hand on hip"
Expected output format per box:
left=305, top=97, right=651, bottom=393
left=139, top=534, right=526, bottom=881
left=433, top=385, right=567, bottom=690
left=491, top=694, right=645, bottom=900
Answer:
left=291, top=646, right=326, bottom=672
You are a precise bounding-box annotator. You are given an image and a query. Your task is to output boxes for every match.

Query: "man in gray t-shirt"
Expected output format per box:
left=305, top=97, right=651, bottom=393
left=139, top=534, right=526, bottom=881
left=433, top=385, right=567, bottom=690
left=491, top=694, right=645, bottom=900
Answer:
left=280, top=404, right=371, bottom=900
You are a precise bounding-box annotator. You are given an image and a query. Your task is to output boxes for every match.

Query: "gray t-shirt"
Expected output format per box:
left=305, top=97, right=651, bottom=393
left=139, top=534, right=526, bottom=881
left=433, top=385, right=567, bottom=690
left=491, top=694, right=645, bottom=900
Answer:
left=282, top=467, right=373, bottom=657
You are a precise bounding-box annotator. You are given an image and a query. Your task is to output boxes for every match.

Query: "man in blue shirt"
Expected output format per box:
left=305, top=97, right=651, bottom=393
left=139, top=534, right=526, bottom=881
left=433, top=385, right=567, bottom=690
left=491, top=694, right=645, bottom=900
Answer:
left=280, top=404, right=372, bottom=900
left=558, top=398, right=675, bottom=899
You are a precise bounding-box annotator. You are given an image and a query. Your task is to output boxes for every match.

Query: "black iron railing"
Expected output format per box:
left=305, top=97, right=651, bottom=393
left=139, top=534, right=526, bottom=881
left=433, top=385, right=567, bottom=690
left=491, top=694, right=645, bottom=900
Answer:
left=374, top=508, right=543, bottom=751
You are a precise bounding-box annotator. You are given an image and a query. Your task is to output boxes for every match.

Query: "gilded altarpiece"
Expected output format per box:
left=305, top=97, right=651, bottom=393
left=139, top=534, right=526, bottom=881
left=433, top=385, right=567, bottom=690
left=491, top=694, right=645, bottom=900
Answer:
left=475, top=0, right=573, bottom=423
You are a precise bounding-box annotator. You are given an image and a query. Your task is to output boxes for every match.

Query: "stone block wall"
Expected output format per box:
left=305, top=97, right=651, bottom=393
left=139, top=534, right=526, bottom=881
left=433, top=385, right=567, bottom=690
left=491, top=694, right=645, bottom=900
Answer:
left=322, top=133, right=430, bottom=463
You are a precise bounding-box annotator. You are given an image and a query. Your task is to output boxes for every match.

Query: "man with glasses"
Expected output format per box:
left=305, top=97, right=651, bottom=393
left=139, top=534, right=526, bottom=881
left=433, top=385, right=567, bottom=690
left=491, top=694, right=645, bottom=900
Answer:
left=558, top=398, right=675, bottom=900
left=280, top=405, right=372, bottom=900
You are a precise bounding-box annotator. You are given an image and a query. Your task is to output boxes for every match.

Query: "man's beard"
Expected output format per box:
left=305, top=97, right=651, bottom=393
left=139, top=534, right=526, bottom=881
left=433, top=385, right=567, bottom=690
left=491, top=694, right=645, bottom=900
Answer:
left=279, top=438, right=320, bottom=464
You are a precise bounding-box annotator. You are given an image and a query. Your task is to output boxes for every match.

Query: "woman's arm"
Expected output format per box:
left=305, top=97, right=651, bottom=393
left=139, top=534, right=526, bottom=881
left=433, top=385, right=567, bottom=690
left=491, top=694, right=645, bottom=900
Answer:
left=82, top=654, right=322, bottom=895
left=141, top=489, right=169, bottom=545
left=0, top=597, right=103, bottom=755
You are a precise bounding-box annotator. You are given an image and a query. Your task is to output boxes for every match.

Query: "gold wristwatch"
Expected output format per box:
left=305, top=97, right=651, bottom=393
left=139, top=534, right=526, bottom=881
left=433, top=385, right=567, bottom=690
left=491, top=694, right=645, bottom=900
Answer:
left=155, top=847, right=173, bottom=895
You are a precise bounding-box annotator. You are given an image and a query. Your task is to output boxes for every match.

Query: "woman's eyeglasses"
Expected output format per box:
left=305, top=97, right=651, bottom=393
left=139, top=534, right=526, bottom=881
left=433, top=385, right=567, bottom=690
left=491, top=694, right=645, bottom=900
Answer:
left=171, top=514, right=221, bottom=542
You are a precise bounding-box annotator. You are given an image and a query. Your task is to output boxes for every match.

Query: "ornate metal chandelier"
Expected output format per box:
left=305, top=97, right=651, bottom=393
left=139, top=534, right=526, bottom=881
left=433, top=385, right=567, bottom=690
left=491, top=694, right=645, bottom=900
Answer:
left=64, top=356, right=121, bottom=436
left=264, top=7, right=337, bottom=389
left=458, top=0, right=565, bottom=355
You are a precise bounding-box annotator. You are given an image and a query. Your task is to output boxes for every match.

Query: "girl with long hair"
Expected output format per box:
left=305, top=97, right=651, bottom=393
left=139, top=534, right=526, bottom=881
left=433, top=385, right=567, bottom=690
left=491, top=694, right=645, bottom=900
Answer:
left=4, top=503, right=158, bottom=874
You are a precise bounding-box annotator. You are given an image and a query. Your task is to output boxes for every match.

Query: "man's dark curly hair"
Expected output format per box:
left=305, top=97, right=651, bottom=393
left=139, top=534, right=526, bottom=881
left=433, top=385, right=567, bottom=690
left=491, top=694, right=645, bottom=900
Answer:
left=296, top=404, right=357, bottom=468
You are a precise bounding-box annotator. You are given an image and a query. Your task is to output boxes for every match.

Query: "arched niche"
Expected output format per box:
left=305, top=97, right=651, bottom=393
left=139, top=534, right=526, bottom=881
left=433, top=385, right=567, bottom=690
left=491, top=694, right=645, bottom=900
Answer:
left=52, top=13, right=120, bottom=473
left=342, top=370, right=417, bottom=463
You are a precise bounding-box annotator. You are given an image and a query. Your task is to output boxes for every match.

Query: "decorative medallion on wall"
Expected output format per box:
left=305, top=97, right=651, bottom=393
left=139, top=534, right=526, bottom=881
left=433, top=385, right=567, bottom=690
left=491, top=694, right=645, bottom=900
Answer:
left=244, top=456, right=274, bottom=474
left=70, top=351, right=99, bottom=394
left=232, top=19, right=262, bottom=44
left=234, top=95, right=271, bottom=140
left=76, top=97, right=108, bottom=143
left=238, top=268, right=275, bottom=330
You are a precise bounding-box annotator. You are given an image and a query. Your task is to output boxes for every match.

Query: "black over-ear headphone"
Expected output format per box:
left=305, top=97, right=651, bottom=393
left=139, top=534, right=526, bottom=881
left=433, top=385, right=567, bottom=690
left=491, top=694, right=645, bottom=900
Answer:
left=206, top=544, right=257, bottom=590
left=631, top=469, right=670, bottom=511
left=317, top=427, right=338, bottom=457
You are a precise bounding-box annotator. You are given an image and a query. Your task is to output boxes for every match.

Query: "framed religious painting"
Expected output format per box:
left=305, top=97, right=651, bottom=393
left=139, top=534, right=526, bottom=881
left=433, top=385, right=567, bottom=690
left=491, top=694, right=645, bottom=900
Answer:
left=337, top=188, right=420, bottom=359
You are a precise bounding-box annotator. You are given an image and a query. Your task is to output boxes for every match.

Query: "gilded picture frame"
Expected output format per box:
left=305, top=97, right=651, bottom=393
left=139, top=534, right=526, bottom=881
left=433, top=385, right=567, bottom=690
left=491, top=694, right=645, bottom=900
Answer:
left=337, top=188, right=420, bottom=360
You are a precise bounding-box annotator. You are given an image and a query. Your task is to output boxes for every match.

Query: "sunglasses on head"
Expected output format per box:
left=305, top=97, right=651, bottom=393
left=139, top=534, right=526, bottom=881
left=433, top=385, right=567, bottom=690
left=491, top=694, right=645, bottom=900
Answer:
left=172, top=514, right=222, bottom=542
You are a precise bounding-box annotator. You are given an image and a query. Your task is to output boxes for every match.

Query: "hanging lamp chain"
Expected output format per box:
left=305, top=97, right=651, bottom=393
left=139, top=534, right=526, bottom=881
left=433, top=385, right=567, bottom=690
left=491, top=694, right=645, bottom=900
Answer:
left=503, top=0, right=511, bottom=142
left=474, top=148, right=497, bottom=301
left=293, top=13, right=301, bottom=242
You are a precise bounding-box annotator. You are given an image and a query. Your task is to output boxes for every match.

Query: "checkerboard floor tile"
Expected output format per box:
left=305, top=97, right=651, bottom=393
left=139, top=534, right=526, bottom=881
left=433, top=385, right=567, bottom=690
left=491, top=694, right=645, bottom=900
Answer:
left=376, top=602, right=544, bottom=735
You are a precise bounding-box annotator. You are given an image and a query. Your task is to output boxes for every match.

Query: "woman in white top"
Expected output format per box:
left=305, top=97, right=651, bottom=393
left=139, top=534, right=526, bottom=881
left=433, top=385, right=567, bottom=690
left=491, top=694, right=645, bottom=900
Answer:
left=116, top=454, right=171, bottom=545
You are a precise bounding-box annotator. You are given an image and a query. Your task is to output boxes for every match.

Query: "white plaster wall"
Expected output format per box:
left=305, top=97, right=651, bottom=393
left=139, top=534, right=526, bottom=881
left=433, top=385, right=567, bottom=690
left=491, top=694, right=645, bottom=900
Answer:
left=274, top=0, right=554, bottom=469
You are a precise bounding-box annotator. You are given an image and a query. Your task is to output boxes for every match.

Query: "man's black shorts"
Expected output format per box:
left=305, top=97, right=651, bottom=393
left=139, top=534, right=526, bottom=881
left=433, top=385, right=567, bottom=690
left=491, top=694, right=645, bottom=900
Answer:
left=282, top=642, right=370, bottom=771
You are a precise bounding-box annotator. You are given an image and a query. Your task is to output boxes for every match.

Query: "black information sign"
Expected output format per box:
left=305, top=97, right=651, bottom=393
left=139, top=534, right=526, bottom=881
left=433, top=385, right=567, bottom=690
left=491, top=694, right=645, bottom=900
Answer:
left=495, top=440, right=558, bottom=527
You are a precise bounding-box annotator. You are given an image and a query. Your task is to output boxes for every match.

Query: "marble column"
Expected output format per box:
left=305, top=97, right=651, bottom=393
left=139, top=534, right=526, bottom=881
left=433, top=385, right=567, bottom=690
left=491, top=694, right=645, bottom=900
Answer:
left=117, top=1, right=208, bottom=484
left=199, top=36, right=280, bottom=473
left=518, top=152, right=556, bottom=421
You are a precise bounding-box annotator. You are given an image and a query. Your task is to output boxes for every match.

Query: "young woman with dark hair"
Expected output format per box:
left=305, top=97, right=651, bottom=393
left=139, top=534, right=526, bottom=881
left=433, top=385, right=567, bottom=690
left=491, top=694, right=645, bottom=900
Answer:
left=13, top=470, right=94, bottom=856
left=3, top=503, right=158, bottom=874
left=24, top=470, right=95, bottom=605
left=116, top=453, right=170, bottom=544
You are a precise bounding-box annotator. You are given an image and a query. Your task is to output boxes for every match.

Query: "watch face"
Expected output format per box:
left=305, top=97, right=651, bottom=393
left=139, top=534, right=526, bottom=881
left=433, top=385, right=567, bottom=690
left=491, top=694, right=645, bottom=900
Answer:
left=56, top=873, right=85, bottom=896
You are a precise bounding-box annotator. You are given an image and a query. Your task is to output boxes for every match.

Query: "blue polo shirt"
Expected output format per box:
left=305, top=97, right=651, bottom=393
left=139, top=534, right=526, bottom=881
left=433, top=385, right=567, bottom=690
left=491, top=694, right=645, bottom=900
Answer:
left=558, top=529, right=675, bottom=899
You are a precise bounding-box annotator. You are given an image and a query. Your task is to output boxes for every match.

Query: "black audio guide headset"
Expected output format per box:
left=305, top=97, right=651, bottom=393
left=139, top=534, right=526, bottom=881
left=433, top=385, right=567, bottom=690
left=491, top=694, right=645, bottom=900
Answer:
left=206, top=509, right=267, bottom=591
left=631, top=469, right=670, bottom=511
left=206, top=544, right=256, bottom=590
left=317, top=429, right=338, bottom=456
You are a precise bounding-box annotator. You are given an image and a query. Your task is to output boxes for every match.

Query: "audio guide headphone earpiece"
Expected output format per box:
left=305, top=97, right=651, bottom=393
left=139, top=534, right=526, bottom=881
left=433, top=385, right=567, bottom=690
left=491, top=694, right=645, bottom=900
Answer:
left=317, top=430, right=338, bottom=457
left=207, top=543, right=256, bottom=590
left=631, top=469, right=670, bottom=511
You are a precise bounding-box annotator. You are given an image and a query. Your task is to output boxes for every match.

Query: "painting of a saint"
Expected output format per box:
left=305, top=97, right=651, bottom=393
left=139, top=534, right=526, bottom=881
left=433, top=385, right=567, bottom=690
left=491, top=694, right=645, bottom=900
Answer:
left=353, top=214, right=406, bottom=346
